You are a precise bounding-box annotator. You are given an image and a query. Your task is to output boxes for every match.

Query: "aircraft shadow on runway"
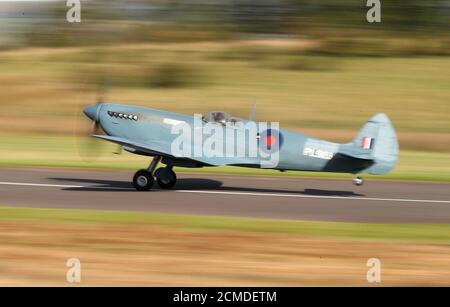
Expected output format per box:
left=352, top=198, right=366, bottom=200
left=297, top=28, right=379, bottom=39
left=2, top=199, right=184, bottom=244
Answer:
left=49, top=177, right=365, bottom=197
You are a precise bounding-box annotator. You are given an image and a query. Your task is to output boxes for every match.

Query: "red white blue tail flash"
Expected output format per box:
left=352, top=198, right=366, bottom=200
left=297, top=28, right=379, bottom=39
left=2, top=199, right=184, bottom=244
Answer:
left=361, top=137, right=374, bottom=149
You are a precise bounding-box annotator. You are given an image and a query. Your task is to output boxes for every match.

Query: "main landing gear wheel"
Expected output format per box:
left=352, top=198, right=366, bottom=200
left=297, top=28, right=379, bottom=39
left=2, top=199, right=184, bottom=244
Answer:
left=352, top=176, right=364, bottom=186
left=155, top=167, right=177, bottom=189
left=133, top=170, right=154, bottom=191
left=132, top=156, right=161, bottom=191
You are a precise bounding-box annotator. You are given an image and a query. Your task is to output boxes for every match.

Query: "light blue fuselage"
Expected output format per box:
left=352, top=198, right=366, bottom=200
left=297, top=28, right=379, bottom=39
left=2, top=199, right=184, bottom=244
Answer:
left=85, top=103, right=398, bottom=175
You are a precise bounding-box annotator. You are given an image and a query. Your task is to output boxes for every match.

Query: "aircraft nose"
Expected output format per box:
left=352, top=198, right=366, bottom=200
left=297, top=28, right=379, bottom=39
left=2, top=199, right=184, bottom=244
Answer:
left=83, top=104, right=100, bottom=121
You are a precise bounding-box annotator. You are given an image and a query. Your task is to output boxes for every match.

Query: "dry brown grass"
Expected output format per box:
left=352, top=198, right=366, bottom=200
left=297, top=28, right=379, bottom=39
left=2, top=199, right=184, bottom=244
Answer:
left=0, top=222, right=449, bottom=286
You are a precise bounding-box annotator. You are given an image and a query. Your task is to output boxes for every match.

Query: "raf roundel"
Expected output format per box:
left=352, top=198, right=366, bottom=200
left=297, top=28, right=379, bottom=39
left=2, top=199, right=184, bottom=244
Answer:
left=259, top=129, right=283, bottom=153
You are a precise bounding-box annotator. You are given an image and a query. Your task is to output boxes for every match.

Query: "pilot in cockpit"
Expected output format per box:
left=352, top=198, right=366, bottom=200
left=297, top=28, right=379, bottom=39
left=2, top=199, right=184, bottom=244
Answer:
left=212, top=111, right=227, bottom=124
left=203, top=111, right=241, bottom=126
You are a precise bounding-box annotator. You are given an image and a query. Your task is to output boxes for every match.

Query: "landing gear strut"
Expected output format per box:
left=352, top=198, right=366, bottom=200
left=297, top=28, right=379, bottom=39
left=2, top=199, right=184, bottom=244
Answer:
left=352, top=176, right=364, bottom=186
left=132, top=156, right=178, bottom=191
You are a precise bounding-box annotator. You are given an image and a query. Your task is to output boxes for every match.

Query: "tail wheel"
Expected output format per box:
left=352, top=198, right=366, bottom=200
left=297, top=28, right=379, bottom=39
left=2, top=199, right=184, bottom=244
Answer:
left=133, top=169, right=154, bottom=191
left=352, top=176, right=364, bottom=186
left=156, top=168, right=177, bottom=189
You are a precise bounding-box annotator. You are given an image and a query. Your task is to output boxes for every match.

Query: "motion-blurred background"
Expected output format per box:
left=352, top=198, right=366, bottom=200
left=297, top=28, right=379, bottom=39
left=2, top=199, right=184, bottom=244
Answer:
left=0, top=0, right=449, bottom=179
left=0, top=0, right=450, bottom=286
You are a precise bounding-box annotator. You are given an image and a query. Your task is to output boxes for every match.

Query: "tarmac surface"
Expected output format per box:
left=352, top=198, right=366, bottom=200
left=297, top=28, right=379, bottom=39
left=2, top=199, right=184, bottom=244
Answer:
left=0, top=168, right=449, bottom=223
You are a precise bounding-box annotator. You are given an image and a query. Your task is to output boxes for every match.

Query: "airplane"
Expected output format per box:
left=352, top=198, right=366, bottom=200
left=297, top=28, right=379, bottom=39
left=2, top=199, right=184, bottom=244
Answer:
left=83, top=102, right=399, bottom=191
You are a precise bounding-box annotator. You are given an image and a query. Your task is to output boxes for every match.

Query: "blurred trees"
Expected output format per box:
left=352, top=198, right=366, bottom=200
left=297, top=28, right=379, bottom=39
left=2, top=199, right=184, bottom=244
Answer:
left=1, top=0, right=449, bottom=55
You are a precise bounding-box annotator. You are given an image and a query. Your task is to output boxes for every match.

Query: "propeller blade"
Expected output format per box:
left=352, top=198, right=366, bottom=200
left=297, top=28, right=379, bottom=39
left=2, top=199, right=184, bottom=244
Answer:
left=75, top=81, right=107, bottom=163
left=75, top=48, right=114, bottom=163
left=77, top=118, right=104, bottom=163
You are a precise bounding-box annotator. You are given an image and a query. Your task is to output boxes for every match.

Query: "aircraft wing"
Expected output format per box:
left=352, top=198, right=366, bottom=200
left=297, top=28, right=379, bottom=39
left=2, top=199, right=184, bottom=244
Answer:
left=93, top=135, right=170, bottom=157
left=93, top=135, right=259, bottom=167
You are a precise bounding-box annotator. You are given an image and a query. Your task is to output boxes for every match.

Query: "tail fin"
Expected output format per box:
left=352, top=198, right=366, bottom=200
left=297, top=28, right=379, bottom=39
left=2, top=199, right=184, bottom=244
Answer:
left=340, top=113, right=399, bottom=175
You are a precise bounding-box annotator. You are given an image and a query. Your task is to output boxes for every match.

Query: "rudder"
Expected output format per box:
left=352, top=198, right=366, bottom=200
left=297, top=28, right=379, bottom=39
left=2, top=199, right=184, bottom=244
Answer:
left=352, top=113, right=399, bottom=175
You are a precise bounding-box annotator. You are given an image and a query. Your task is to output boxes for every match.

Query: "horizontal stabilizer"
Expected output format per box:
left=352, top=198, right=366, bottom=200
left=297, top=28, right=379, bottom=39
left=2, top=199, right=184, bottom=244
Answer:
left=338, top=145, right=374, bottom=161
left=323, top=152, right=374, bottom=173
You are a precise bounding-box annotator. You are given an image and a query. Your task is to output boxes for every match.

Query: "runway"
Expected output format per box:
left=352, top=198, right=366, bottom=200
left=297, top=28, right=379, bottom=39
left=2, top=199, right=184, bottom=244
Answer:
left=0, top=168, right=449, bottom=223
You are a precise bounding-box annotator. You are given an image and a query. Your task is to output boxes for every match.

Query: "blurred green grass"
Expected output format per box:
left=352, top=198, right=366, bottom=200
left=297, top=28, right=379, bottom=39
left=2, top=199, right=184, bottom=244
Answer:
left=0, top=133, right=449, bottom=182
left=1, top=207, right=450, bottom=244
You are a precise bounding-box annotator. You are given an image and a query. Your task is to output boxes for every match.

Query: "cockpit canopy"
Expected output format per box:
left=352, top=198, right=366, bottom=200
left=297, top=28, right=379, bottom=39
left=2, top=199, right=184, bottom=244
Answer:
left=202, top=111, right=242, bottom=125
